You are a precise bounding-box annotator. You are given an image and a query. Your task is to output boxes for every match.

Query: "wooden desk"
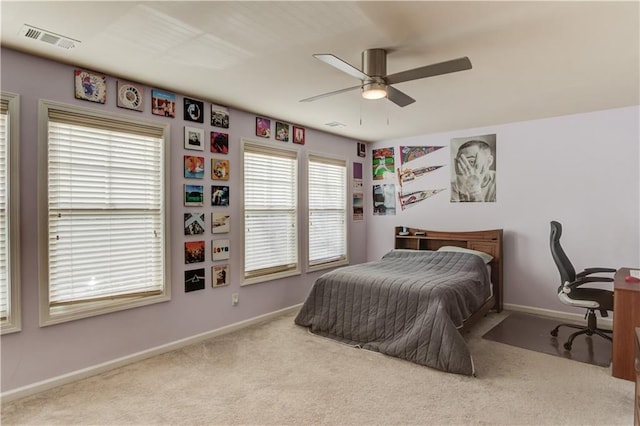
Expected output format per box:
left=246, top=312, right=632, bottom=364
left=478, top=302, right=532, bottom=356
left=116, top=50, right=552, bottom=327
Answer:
left=612, top=268, right=640, bottom=381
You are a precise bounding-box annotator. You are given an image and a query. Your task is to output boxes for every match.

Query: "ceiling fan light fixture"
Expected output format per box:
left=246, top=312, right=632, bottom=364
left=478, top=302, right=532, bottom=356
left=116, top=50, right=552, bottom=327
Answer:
left=362, top=82, right=387, bottom=100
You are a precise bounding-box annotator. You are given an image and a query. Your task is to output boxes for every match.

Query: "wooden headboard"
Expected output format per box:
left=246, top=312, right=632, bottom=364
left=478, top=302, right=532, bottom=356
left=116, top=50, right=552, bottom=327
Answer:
left=394, top=226, right=503, bottom=313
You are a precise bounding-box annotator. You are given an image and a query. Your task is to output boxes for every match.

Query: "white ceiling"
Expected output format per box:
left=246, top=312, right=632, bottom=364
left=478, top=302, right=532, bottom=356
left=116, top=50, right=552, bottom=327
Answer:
left=1, top=1, right=638, bottom=142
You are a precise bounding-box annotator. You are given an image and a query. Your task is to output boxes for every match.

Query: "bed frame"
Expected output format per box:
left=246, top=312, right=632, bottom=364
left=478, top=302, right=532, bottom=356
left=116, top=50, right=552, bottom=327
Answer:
left=394, top=226, right=503, bottom=332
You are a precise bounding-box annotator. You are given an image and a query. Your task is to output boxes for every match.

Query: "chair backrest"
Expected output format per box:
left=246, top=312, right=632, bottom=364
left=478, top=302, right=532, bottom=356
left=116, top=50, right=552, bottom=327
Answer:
left=550, top=221, right=577, bottom=289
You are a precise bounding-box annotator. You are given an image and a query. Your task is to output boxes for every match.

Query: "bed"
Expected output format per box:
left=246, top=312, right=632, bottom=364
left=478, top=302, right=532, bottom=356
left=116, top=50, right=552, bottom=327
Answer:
left=294, top=227, right=503, bottom=376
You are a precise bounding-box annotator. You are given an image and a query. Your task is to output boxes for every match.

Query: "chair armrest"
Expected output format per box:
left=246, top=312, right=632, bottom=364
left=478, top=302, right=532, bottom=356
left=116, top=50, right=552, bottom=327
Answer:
left=565, top=276, right=614, bottom=291
left=576, top=267, right=616, bottom=278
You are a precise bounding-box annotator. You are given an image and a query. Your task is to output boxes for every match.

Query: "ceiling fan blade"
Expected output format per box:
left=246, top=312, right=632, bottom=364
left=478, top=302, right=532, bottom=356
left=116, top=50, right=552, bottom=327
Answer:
left=386, top=86, right=415, bottom=107
left=385, top=57, right=472, bottom=85
left=300, top=85, right=361, bottom=103
left=313, top=54, right=371, bottom=81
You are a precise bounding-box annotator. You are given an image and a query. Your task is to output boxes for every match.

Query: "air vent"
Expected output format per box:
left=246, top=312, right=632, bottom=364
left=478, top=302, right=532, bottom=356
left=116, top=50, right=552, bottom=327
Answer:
left=324, top=121, right=346, bottom=128
left=19, top=24, right=80, bottom=50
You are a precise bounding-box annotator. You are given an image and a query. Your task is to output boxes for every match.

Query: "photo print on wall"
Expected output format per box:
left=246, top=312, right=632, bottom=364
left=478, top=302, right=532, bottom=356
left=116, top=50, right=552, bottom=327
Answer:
left=151, top=89, right=175, bottom=117
left=450, top=133, right=497, bottom=203
left=211, top=185, right=229, bottom=206
left=212, top=264, right=229, bottom=288
left=184, top=97, right=204, bottom=123
left=185, top=241, right=205, bottom=264
left=184, top=155, right=205, bottom=179
left=184, top=213, right=205, bottom=235
left=256, top=117, right=271, bottom=138
left=184, top=184, right=204, bottom=207
left=373, top=183, right=396, bottom=216
left=185, top=268, right=205, bottom=292
left=116, top=80, right=144, bottom=111
left=211, top=212, right=230, bottom=234
left=74, top=69, right=106, bottom=104
left=293, top=126, right=305, bottom=145
left=212, top=239, right=230, bottom=261
left=211, top=131, right=229, bottom=154
left=275, top=121, right=290, bottom=142
left=211, top=158, right=230, bottom=181
left=184, top=126, right=205, bottom=151
left=372, top=147, right=395, bottom=180
left=211, top=104, right=229, bottom=128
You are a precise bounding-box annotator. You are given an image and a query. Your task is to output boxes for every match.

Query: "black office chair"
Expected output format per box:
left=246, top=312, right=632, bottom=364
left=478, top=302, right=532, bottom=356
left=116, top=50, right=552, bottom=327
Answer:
left=549, top=221, right=615, bottom=350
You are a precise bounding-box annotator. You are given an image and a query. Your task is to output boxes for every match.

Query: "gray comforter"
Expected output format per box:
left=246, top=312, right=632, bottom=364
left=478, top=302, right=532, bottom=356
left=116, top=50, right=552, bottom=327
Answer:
left=294, top=250, right=491, bottom=375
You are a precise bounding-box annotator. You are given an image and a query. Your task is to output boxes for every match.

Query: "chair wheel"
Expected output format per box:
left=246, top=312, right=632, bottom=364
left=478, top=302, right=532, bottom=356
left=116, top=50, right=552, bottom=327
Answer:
left=550, top=329, right=558, bottom=337
left=564, top=342, right=572, bottom=350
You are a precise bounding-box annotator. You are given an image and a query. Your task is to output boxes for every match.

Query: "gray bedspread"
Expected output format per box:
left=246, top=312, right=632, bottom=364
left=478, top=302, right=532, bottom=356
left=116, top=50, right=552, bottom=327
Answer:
left=294, top=250, right=491, bottom=375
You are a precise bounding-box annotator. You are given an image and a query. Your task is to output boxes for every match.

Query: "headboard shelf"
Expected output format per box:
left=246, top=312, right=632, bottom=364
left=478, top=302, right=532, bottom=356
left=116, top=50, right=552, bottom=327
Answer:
left=394, top=226, right=504, bottom=313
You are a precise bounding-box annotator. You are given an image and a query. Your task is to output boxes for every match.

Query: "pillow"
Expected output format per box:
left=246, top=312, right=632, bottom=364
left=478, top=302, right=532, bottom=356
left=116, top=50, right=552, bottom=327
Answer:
left=437, top=246, right=493, bottom=264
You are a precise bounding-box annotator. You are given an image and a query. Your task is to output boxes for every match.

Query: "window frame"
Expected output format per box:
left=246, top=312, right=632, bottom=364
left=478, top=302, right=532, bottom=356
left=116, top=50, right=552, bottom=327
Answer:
left=0, top=92, right=21, bottom=335
left=241, top=139, right=300, bottom=286
left=306, top=152, right=349, bottom=272
left=38, top=99, right=171, bottom=326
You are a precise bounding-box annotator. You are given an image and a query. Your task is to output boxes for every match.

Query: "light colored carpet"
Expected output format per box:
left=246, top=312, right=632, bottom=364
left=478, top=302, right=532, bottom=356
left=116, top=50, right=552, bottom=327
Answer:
left=1, top=310, right=635, bottom=425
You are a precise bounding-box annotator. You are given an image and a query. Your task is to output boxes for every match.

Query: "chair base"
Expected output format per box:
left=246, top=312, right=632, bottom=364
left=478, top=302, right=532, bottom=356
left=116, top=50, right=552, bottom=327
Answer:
left=549, top=308, right=612, bottom=350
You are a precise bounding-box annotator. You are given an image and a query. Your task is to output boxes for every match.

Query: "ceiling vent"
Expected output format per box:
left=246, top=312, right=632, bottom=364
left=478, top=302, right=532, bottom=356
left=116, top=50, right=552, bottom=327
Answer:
left=19, top=24, right=79, bottom=50
left=324, top=121, right=346, bottom=128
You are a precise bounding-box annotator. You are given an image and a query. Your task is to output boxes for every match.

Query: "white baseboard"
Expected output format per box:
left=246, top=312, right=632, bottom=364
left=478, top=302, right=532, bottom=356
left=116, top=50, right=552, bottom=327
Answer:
left=504, top=303, right=613, bottom=328
left=1, top=304, right=302, bottom=404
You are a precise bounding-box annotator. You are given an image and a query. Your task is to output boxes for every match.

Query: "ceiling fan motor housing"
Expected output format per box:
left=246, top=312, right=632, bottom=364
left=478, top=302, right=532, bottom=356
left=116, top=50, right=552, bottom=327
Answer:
left=362, top=48, right=387, bottom=81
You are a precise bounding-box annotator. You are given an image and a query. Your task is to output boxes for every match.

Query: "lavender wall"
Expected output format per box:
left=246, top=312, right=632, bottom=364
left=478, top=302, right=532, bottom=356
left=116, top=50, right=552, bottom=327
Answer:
left=0, top=48, right=367, bottom=393
left=367, top=106, right=640, bottom=314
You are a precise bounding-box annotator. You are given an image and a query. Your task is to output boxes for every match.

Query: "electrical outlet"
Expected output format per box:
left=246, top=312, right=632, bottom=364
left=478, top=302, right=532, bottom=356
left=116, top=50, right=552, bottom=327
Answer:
left=232, top=293, right=239, bottom=306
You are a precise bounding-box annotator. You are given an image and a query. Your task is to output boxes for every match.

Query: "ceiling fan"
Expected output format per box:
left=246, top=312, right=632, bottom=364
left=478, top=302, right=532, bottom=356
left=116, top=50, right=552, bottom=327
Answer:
left=300, top=48, right=472, bottom=107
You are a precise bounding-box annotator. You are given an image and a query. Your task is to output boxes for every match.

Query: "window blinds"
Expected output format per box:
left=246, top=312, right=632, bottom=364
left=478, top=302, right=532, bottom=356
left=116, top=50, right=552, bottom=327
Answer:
left=244, top=143, right=298, bottom=278
left=0, top=102, right=9, bottom=319
left=47, top=111, right=165, bottom=305
left=308, top=155, right=347, bottom=266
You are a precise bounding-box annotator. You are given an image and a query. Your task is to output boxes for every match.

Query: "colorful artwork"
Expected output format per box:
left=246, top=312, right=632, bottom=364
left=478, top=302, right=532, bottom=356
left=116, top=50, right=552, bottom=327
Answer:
left=211, top=185, right=229, bottom=206
left=400, top=146, right=444, bottom=164
left=212, top=239, right=230, bottom=261
left=212, top=264, right=229, bottom=288
left=372, top=147, right=394, bottom=180
left=211, top=132, right=229, bottom=154
left=185, top=241, right=205, bottom=264
left=211, top=104, right=229, bottom=128
left=398, top=189, right=446, bottom=210
left=212, top=212, right=230, bottom=234
left=256, top=117, right=271, bottom=138
left=353, top=193, right=363, bottom=221
left=184, top=155, right=205, bottom=179
left=151, top=89, right=175, bottom=117
left=74, top=69, right=106, bottom=103
left=116, top=80, right=144, bottom=111
left=373, top=184, right=396, bottom=215
left=293, top=126, right=305, bottom=144
left=184, top=97, right=204, bottom=123
left=184, top=213, right=205, bottom=235
left=275, top=122, right=290, bottom=142
left=184, top=184, right=204, bottom=206
left=211, top=158, right=230, bottom=180
left=185, top=268, right=205, bottom=292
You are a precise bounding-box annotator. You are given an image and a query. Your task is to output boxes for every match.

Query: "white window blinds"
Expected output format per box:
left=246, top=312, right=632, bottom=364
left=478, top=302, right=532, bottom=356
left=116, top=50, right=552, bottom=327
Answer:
left=46, top=107, right=166, bottom=308
left=243, top=142, right=298, bottom=280
left=0, top=101, right=9, bottom=320
left=308, top=155, right=347, bottom=267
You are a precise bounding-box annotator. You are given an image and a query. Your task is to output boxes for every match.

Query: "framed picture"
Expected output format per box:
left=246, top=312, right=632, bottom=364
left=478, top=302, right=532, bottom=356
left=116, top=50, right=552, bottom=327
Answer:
left=185, top=268, right=205, bottom=293
left=256, top=117, right=271, bottom=138
left=211, top=158, right=230, bottom=181
left=357, top=142, right=366, bottom=157
left=212, top=264, right=229, bottom=288
left=184, top=155, right=205, bottom=179
left=211, top=104, right=229, bottom=128
left=184, top=126, right=205, bottom=151
left=116, top=80, right=144, bottom=111
left=151, top=89, right=175, bottom=117
left=185, top=241, right=205, bottom=264
left=211, top=131, right=229, bottom=154
left=212, top=239, right=230, bottom=261
left=211, top=185, right=229, bottom=206
left=211, top=212, right=230, bottom=234
left=184, top=213, right=205, bottom=235
left=184, top=97, right=204, bottom=123
left=293, top=126, right=305, bottom=145
left=184, top=184, right=204, bottom=206
left=275, top=121, right=290, bottom=142
left=74, top=69, right=106, bottom=104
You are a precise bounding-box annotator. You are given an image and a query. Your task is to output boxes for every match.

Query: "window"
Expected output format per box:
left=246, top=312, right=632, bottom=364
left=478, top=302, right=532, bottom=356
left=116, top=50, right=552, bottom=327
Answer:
left=39, top=100, right=170, bottom=326
left=243, top=140, right=298, bottom=284
left=0, top=92, right=20, bottom=334
left=308, top=154, right=348, bottom=270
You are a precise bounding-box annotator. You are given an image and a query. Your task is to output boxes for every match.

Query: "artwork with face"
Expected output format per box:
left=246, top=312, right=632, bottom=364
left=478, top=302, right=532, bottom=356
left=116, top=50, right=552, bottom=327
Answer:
left=450, top=134, right=497, bottom=203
